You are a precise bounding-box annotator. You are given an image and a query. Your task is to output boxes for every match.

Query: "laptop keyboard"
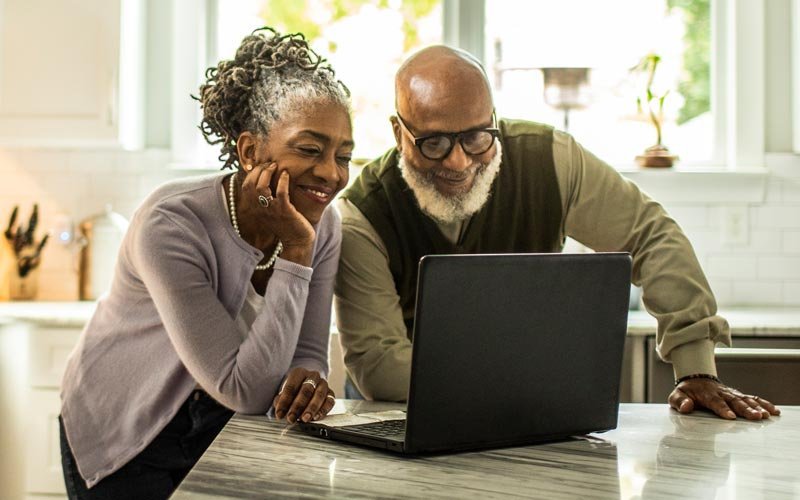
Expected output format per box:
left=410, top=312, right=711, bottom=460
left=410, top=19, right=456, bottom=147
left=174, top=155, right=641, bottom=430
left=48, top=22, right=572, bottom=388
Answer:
left=344, top=419, right=406, bottom=438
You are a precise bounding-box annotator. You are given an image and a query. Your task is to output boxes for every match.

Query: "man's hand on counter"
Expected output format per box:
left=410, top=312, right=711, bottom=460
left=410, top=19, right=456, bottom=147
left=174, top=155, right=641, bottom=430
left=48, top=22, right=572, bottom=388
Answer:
left=669, top=379, right=781, bottom=420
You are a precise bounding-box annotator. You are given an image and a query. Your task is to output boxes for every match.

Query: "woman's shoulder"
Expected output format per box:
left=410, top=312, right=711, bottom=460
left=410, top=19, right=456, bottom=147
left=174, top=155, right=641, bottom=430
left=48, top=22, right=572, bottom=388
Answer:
left=145, top=174, right=223, bottom=207
left=133, top=174, right=225, bottom=227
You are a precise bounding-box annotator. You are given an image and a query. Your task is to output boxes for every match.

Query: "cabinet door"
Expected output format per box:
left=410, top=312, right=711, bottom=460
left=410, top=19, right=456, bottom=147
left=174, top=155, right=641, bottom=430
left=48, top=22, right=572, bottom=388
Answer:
left=647, top=336, right=800, bottom=404
left=0, top=0, right=142, bottom=147
left=25, top=390, right=65, bottom=495
left=28, top=327, right=82, bottom=389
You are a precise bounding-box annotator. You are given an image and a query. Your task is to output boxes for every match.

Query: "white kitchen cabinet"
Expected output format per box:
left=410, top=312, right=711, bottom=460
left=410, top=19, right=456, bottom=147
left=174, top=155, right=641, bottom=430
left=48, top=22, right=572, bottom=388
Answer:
left=0, top=0, right=144, bottom=148
left=0, top=316, right=84, bottom=500
left=25, top=327, right=80, bottom=497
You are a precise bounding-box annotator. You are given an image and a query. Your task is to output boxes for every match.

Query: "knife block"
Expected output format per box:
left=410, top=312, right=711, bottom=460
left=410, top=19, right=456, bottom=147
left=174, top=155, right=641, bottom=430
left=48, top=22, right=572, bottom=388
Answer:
left=1, top=240, right=40, bottom=301
left=0, top=238, right=13, bottom=301
left=8, top=265, right=39, bottom=300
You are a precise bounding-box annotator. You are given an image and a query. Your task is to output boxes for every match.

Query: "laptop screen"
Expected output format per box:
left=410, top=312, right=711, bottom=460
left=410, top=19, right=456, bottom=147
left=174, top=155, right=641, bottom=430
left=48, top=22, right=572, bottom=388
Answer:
left=404, top=253, right=631, bottom=453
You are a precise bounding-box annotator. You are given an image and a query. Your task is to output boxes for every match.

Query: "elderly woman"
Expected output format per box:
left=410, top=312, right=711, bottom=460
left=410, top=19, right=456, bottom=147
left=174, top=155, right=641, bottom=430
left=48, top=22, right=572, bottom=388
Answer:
left=58, top=28, right=353, bottom=499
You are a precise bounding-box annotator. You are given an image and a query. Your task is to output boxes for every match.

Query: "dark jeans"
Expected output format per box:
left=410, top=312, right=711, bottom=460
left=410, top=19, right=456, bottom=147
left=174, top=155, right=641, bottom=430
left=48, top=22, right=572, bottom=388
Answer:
left=60, top=390, right=233, bottom=500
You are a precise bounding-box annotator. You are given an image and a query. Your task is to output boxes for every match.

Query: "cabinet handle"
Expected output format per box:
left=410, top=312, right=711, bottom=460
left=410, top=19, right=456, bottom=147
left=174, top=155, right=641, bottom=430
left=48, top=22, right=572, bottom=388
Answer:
left=715, top=347, right=800, bottom=360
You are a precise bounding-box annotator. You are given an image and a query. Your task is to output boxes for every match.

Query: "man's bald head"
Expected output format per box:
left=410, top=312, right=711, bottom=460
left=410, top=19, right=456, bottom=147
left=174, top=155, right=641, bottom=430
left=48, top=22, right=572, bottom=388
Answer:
left=395, top=46, right=493, bottom=126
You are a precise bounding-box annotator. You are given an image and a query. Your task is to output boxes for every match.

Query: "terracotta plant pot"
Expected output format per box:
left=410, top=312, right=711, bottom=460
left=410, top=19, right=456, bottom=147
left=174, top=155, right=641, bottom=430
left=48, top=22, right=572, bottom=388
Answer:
left=636, top=144, right=678, bottom=168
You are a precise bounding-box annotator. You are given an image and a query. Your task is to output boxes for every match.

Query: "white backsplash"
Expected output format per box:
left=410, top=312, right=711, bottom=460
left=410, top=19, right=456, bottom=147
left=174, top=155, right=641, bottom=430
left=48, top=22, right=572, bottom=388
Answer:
left=1, top=147, right=799, bottom=305
left=0, top=147, right=188, bottom=300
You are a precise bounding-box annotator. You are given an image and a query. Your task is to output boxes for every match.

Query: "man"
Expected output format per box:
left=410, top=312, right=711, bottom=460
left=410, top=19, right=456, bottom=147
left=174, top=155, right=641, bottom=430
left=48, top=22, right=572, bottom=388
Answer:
left=334, top=45, right=779, bottom=420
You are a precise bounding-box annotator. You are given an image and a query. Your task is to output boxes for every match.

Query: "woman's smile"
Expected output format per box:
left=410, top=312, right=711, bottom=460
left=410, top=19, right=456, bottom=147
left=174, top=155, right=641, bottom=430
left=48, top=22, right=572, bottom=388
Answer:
left=296, top=183, right=335, bottom=205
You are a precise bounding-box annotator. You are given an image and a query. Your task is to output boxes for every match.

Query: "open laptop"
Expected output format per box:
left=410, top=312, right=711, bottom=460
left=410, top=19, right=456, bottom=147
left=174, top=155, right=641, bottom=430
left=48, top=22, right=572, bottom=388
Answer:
left=299, top=252, right=632, bottom=454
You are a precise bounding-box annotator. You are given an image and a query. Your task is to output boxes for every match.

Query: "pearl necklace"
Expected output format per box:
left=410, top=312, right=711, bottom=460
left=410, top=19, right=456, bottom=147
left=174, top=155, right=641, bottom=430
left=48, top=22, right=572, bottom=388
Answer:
left=228, top=172, right=283, bottom=271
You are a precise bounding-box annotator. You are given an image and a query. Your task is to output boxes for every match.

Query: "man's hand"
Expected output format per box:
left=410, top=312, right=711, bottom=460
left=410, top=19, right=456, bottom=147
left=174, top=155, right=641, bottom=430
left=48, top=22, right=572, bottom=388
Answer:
left=669, top=378, right=780, bottom=420
left=272, top=367, right=336, bottom=424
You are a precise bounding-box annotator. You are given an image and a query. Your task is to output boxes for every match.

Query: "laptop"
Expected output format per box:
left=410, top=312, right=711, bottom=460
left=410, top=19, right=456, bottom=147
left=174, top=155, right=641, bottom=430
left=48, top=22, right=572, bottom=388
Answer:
left=299, top=252, right=632, bottom=454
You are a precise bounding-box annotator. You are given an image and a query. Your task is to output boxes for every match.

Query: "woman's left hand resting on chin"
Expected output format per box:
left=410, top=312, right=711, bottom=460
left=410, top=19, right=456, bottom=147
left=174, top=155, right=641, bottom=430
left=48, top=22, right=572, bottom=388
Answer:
left=273, top=367, right=336, bottom=423
left=238, top=162, right=316, bottom=267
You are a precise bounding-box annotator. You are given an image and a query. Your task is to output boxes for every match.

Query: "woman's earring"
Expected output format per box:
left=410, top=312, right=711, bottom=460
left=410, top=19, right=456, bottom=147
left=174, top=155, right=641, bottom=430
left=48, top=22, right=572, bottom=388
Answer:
left=245, top=164, right=253, bottom=172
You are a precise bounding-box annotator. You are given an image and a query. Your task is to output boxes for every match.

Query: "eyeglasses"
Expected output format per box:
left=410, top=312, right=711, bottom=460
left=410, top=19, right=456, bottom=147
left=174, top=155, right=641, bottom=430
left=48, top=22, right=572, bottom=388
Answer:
left=395, top=111, right=499, bottom=161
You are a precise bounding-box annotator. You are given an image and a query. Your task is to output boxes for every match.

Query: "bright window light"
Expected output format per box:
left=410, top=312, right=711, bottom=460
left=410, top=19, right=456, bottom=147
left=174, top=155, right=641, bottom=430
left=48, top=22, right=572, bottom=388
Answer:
left=485, top=0, right=712, bottom=166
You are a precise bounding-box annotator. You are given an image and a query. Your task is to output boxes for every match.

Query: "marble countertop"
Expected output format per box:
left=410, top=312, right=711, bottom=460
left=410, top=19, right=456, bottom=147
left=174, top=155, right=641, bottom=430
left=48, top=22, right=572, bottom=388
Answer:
left=2, top=301, right=799, bottom=336
left=174, top=401, right=799, bottom=499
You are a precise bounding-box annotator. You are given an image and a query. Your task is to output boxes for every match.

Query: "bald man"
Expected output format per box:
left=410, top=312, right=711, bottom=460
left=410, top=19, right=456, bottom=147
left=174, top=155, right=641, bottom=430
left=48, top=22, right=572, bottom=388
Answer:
left=334, top=46, right=779, bottom=421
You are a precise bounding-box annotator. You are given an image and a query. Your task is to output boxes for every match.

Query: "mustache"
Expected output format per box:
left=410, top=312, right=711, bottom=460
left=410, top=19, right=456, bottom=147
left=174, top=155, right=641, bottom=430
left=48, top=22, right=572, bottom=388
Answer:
left=423, top=163, right=485, bottom=182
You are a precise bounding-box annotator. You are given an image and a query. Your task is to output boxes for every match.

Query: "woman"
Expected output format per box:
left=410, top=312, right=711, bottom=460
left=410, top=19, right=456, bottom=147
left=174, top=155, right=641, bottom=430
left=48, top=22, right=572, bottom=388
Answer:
left=59, top=28, right=353, bottom=499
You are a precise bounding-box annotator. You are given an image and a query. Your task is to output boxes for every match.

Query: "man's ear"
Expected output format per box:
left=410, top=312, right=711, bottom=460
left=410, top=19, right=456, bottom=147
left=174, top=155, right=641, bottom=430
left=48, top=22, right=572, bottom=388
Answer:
left=236, top=131, right=258, bottom=171
left=390, top=116, right=403, bottom=153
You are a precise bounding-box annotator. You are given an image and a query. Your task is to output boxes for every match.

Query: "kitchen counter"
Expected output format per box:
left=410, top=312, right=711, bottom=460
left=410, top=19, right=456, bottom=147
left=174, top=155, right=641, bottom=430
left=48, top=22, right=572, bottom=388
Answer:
left=173, top=401, right=800, bottom=499
left=0, top=301, right=97, bottom=327
left=1, top=302, right=800, bottom=336
left=627, top=308, right=800, bottom=337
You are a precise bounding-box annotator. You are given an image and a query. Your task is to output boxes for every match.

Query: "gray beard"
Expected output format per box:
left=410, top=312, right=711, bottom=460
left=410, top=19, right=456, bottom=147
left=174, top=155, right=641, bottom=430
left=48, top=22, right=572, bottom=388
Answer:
left=399, top=142, right=502, bottom=224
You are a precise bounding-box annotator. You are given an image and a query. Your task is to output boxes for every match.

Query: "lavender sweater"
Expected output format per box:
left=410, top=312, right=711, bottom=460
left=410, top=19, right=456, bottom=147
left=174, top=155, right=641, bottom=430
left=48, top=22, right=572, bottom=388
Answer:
left=60, top=174, right=339, bottom=487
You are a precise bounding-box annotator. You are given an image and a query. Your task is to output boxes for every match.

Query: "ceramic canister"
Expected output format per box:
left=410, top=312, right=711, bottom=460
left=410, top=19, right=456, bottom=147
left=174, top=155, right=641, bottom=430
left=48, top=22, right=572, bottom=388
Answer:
left=78, top=206, right=128, bottom=300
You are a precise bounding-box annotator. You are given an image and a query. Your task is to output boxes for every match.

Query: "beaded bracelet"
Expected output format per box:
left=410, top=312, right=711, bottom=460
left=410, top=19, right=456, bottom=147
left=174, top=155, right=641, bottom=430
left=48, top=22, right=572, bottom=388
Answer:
left=674, top=373, right=721, bottom=386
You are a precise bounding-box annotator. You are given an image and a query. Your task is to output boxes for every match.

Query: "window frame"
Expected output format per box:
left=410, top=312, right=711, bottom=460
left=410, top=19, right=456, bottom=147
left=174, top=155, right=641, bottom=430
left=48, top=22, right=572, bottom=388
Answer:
left=169, top=0, right=771, bottom=203
left=793, top=0, right=800, bottom=154
left=445, top=0, right=768, bottom=203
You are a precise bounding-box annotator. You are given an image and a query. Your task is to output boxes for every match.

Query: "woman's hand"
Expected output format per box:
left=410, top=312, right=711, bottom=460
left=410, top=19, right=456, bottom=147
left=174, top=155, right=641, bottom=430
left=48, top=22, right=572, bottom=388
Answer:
left=237, top=162, right=315, bottom=266
left=273, top=367, right=336, bottom=423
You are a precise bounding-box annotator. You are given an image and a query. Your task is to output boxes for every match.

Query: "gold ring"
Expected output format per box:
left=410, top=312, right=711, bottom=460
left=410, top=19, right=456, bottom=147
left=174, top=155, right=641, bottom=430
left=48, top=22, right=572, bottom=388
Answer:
left=326, top=394, right=336, bottom=401
left=302, top=379, right=317, bottom=389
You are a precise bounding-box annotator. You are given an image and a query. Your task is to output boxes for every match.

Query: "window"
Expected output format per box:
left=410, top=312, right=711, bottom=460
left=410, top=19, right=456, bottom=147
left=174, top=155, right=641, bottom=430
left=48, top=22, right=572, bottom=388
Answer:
left=485, top=0, right=712, bottom=166
left=212, top=0, right=443, bottom=161
left=172, top=0, right=768, bottom=184
left=793, top=0, right=800, bottom=154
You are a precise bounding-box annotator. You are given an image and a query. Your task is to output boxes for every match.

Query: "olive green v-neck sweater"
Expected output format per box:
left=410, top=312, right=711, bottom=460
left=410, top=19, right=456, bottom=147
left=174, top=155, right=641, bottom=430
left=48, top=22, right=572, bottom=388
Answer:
left=344, top=119, right=562, bottom=332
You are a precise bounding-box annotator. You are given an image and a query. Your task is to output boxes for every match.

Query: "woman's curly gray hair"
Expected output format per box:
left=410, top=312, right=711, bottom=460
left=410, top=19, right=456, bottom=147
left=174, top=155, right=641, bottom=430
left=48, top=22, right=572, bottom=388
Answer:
left=196, top=27, right=351, bottom=170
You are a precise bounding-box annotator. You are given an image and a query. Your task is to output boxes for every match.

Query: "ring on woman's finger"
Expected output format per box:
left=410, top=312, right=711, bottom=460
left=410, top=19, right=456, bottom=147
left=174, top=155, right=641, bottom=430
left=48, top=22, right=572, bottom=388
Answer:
left=258, top=194, right=274, bottom=208
left=326, top=394, right=336, bottom=402
left=302, top=379, right=317, bottom=389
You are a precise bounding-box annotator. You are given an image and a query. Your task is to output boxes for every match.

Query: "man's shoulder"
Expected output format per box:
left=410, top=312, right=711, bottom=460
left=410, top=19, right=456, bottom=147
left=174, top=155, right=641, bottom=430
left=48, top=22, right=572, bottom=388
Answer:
left=336, top=198, right=376, bottom=233
left=343, top=149, right=401, bottom=202
left=498, top=118, right=555, bottom=140
left=359, top=148, right=400, bottom=179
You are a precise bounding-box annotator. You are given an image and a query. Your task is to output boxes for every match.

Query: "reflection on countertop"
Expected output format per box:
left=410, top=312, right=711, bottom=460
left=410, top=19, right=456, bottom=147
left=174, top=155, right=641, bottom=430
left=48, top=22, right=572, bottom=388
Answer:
left=173, top=401, right=800, bottom=499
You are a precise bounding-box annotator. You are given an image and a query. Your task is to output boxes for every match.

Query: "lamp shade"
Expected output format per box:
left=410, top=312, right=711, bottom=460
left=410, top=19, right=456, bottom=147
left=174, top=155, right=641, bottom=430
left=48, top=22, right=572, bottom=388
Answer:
left=541, top=67, right=591, bottom=111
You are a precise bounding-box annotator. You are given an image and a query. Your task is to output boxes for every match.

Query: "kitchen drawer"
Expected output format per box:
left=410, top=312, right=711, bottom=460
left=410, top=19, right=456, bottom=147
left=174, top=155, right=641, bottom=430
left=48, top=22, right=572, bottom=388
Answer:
left=647, top=337, right=800, bottom=404
left=28, top=327, right=81, bottom=389
left=619, top=336, right=645, bottom=403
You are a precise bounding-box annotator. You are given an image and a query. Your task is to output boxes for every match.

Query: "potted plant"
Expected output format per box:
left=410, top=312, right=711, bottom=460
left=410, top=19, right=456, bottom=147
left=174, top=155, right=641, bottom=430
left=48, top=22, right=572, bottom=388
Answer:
left=634, top=53, right=678, bottom=168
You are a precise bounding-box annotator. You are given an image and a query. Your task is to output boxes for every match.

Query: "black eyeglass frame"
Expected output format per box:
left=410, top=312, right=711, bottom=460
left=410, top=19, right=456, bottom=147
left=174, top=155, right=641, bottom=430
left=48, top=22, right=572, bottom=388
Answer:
left=395, top=111, right=500, bottom=160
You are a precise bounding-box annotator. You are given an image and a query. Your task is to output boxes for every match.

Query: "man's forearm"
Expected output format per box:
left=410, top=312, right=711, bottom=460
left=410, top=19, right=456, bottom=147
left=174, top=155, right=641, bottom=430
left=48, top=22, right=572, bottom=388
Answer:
left=344, top=339, right=412, bottom=401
